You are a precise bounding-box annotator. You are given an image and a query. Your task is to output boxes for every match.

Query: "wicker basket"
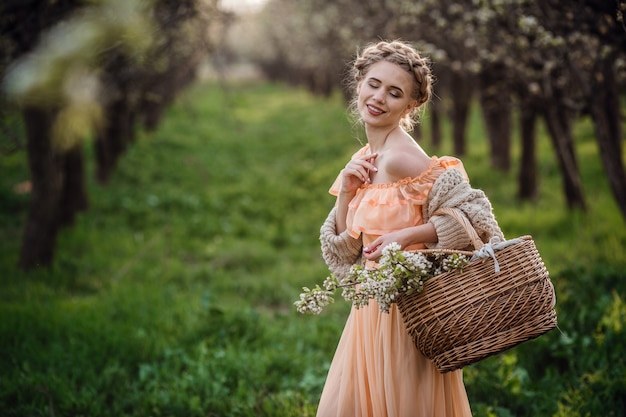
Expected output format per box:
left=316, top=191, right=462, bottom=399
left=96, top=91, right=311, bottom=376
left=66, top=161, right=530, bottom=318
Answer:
left=396, top=207, right=557, bottom=373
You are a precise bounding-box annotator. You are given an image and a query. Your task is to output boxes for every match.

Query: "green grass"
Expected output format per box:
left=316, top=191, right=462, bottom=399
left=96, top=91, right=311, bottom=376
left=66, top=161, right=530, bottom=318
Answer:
left=1, top=81, right=625, bottom=416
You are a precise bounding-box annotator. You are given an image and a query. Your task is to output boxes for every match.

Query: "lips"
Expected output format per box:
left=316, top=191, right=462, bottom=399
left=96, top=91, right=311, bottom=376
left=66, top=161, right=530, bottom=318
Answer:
left=367, top=104, right=385, bottom=115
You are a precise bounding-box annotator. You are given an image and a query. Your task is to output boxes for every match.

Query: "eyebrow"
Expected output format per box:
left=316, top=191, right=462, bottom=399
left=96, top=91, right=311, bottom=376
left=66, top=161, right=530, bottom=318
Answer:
left=368, top=76, right=405, bottom=94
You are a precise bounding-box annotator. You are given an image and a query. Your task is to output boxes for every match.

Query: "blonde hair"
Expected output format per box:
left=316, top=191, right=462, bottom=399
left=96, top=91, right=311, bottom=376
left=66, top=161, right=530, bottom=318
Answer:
left=347, top=40, right=433, bottom=132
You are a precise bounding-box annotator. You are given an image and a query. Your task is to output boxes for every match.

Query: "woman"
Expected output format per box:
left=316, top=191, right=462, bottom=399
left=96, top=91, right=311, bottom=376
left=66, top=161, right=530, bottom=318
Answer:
left=317, top=40, right=504, bottom=416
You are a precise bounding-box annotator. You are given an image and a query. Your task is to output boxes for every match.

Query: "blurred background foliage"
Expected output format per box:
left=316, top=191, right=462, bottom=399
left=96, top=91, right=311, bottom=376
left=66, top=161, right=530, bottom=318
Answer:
left=1, top=0, right=625, bottom=415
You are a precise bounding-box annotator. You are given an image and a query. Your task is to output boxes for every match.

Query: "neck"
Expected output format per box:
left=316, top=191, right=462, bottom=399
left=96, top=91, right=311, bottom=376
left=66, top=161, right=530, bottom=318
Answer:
left=366, top=125, right=398, bottom=153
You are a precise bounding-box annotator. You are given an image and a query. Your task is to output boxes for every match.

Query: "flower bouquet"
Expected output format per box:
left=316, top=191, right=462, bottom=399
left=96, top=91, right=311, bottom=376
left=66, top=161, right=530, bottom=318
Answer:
left=295, top=242, right=470, bottom=315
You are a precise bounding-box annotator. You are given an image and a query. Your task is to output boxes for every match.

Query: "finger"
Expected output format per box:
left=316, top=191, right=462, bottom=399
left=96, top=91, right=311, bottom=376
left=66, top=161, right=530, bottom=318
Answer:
left=363, top=240, right=381, bottom=254
left=345, top=166, right=370, bottom=183
left=363, top=247, right=382, bottom=261
left=361, top=152, right=378, bottom=162
left=348, top=159, right=376, bottom=170
left=358, top=154, right=378, bottom=172
left=352, top=164, right=377, bottom=182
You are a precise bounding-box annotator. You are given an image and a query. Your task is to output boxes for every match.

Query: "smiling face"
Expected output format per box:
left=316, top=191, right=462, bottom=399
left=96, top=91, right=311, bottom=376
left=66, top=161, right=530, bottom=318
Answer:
left=357, top=60, right=418, bottom=129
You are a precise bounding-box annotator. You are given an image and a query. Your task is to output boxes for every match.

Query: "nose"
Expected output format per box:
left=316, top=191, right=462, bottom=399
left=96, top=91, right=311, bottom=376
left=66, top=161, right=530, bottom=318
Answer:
left=372, top=89, right=385, bottom=103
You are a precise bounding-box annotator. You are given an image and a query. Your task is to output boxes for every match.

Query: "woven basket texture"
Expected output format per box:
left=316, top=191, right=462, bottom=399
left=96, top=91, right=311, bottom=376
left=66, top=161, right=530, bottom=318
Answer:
left=396, top=209, right=557, bottom=373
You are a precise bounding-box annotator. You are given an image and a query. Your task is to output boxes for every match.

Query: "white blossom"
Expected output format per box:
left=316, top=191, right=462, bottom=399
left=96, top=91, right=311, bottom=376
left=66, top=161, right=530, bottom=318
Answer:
left=295, top=244, right=470, bottom=315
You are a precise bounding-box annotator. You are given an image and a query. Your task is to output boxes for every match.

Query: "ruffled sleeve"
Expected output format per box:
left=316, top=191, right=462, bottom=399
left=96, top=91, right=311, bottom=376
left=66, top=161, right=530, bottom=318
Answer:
left=328, top=145, right=369, bottom=195
left=329, top=154, right=467, bottom=239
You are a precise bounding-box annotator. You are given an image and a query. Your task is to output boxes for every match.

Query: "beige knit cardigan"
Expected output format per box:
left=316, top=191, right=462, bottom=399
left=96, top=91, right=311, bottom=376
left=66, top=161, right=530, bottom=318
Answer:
left=319, top=168, right=504, bottom=280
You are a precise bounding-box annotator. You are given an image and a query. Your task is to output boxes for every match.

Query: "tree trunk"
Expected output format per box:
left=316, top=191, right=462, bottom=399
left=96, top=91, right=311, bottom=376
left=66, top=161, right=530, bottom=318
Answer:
left=95, top=95, right=133, bottom=183
left=141, top=89, right=166, bottom=133
left=589, top=56, right=626, bottom=221
left=479, top=69, right=512, bottom=171
left=542, top=101, right=587, bottom=210
left=429, top=99, right=442, bottom=149
left=449, top=71, right=473, bottom=156
left=19, top=107, right=64, bottom=270
left=411, top=122, right=422, bottom=142
left=518, top=97, right=538, bottom=200
left=59, top=144, right=88, bottom=227
left=142, top=61, right=197, bottom=132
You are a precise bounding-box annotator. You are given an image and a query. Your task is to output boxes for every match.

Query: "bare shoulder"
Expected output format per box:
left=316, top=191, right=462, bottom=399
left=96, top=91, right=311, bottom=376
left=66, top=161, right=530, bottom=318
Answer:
left=385, top=142, right=432, bottom=179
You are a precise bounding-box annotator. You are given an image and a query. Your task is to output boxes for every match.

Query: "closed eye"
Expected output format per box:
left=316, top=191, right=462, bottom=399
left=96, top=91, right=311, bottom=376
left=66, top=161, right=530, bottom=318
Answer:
left=366, top=78, right=404, bottom=98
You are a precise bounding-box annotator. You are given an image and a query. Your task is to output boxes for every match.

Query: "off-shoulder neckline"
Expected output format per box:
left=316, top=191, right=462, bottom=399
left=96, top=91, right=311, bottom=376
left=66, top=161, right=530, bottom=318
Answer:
left=360, top=155, right=441, bottom=190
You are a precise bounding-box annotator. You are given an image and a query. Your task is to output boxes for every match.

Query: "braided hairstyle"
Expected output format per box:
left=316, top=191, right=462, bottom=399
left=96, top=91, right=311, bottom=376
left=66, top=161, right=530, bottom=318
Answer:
left=347, top=40, right=433, bottom=132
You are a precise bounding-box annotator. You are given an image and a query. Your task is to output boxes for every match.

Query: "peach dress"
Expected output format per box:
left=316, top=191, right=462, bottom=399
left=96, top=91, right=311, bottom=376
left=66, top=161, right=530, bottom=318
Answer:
left=316, top=146, right=473, bottom=417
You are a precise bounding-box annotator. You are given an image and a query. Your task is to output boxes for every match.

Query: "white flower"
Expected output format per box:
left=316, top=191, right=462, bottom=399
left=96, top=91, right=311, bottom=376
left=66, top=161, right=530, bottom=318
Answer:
left=296, top=244, right=470, bottom=315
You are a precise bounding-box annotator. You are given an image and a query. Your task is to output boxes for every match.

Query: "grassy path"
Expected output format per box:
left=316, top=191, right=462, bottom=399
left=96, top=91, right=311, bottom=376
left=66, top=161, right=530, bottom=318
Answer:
left=1, top=81, right=625, bottom=416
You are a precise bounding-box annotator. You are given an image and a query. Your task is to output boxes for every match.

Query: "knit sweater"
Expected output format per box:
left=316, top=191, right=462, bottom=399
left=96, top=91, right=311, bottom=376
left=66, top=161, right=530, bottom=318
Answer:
left=319, top=168, right=504, bottom=280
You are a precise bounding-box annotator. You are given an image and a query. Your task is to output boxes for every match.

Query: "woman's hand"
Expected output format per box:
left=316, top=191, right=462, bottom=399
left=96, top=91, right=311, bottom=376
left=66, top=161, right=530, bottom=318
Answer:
left=334, top=153, right=377, bottom=234
left=340, top=153, right=378, bottom=196
left=363, top=223, right=438, bottom=261
left=363, top=229, right=411, bottom=261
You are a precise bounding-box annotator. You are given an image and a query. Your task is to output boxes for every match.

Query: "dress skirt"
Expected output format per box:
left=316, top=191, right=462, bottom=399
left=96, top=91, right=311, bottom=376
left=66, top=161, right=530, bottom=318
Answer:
left=316, top=301, right=472, bottom=417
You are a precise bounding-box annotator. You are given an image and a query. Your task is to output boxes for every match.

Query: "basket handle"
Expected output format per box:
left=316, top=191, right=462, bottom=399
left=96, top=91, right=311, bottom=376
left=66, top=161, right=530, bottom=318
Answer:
left=432, top=207, right=484, bottom=250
